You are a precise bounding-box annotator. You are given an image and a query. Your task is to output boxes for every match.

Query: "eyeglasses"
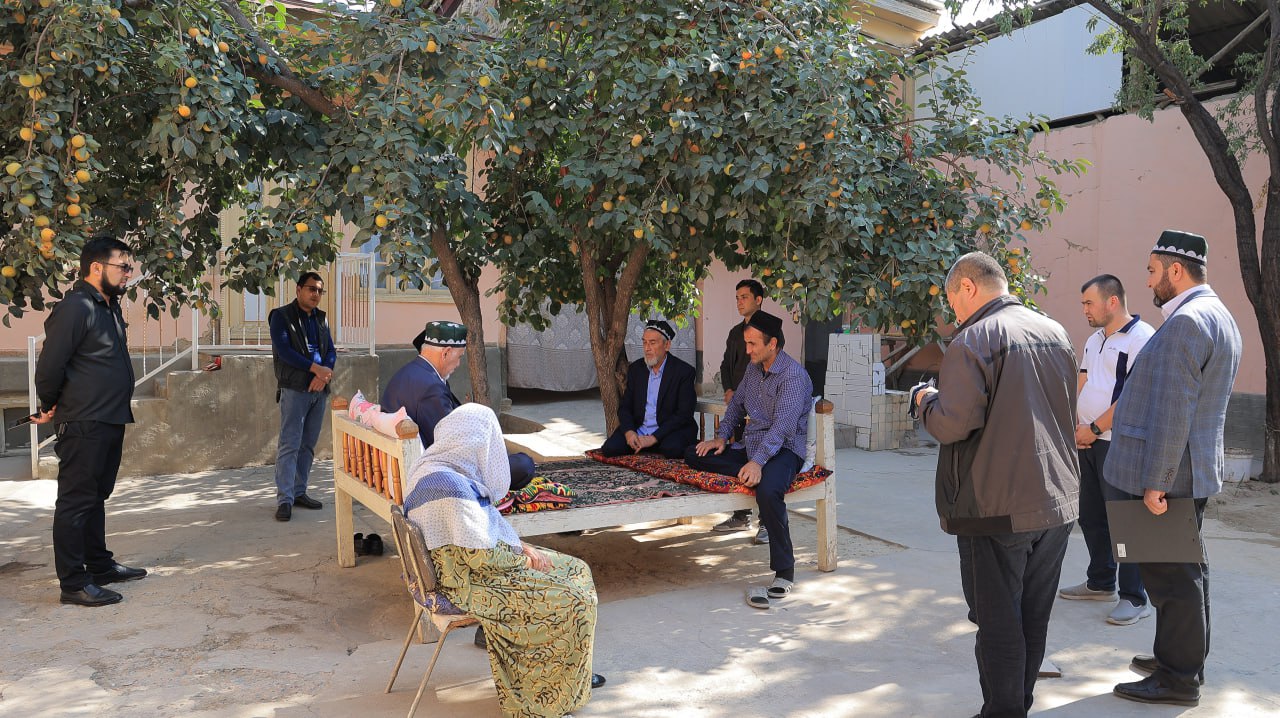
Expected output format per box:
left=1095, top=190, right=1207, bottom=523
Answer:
left=301, top=285, right=326, bottom=295
left=103, top=262, right=135, bottom=274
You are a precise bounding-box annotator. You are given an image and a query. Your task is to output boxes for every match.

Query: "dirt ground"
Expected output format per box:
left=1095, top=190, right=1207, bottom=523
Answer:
left=1211, top=477, right=1280, bottom=540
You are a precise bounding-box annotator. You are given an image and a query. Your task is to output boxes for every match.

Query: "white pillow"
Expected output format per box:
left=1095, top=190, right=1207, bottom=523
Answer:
left=803, top=396, right=820, bottom=472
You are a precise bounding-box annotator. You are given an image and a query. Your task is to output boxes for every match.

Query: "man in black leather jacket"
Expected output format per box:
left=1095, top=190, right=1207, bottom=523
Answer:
left=34, top=233, right=148, bottom=607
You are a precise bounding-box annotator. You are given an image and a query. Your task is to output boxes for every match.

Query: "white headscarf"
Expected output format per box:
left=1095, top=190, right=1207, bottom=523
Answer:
left=403, top=404, right=522, bottom=551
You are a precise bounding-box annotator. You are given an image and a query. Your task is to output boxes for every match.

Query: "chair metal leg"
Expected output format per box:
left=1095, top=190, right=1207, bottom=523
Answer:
left=386, top=606, right=424, bottom=694
left=407, top=622, right=460, bottom=718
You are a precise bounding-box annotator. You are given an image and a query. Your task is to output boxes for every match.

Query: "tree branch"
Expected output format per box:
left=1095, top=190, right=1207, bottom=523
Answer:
left=216, top=0, right=347, bottom=120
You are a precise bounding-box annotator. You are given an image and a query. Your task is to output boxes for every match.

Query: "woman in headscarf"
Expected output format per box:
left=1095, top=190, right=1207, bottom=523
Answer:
left=403, top=403, right=597, bottom=718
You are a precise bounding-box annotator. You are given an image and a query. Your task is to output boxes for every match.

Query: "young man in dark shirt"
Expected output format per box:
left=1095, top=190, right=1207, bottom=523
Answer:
left=34, top=233, right=148, bottom=607
left=714, top=279, right=767, bottom=542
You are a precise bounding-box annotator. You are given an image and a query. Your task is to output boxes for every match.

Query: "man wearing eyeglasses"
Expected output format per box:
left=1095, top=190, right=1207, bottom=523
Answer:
left=34, top=233, right=147, bottom=607
left=268, top=271, right=337, bottom=522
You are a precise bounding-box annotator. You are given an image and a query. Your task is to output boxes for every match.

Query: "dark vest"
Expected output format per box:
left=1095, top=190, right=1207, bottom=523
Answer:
left=270, top=301, right=332, bottom=394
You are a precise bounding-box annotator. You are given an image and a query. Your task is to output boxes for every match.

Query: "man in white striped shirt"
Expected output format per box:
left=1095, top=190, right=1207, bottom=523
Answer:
left=1058, top=274, right=1156, bottom=625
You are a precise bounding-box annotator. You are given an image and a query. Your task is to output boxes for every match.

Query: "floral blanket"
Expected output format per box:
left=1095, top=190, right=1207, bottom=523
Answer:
left=585, top=449, right=832, bottom=495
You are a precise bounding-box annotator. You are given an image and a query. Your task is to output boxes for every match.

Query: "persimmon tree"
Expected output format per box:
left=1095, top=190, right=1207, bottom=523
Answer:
left=484, top=0, right=1085, bottom=431
left=0, top=0, right=506, bottom=401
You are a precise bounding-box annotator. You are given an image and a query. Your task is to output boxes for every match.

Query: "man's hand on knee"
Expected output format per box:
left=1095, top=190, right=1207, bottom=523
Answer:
left=694, top=437, right=726, bottom=457
left=738, top=461, right=762, bottom=487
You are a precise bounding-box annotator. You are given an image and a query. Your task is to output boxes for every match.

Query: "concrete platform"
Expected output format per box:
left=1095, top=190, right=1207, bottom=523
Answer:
left=1, top=390, right=1278, bottom=717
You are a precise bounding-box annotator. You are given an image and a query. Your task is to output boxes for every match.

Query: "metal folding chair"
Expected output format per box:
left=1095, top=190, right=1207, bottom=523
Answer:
left=385, top=505, right=479, bottom=717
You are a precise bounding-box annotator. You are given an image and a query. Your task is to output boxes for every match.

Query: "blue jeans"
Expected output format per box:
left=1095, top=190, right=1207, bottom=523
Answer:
left=275, top=387, right=328, bottom=505
left=1079, top=441, right=1147, bottom=605
left=959, top=523, right=1072, bottom=718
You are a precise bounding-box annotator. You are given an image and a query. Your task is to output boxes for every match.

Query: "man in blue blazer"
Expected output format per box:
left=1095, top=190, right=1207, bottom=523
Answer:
left=383, top=321, right=536, bottom=490
left=1106, top=230, right=1242, bottom=707
left=599, top=320, right=697, bottom=459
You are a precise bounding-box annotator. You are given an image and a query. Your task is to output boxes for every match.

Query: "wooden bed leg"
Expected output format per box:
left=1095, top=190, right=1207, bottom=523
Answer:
left=816, top=479, right=838, bottom=572
left=336, top=486, right=356, bottom=568
left=676, top=516, right=694, bottom=525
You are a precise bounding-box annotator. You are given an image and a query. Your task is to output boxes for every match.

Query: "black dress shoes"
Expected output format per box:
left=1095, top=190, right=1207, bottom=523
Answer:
left=294, top=494, right=323, bottom=509
left=1114, top=675, right=1200, bottom=706
left=91, top=563, right=147, bottom=585
left=60, top=583, right=123, bottom=607
left=1130, top=655, right=1205, bottom=685
left=275, top=503, right=292, bottom=521
left=591, top=673, right=606, bottom=689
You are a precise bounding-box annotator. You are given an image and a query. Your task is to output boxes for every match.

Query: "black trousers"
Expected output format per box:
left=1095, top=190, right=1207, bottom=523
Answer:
left=1115, top=492, right=1210, bottom=691
left=958, top=524, right=1072, bottom=718
left=53, top=421, right=125, bottom=591
left=683, top=445, right=802, bottom=574
left=1078, top=441, right=1146, bottom=604
left=600, top=426, right=696, bottom=460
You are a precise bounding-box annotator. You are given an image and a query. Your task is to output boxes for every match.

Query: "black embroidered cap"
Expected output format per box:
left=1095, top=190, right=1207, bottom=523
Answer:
left=746, top=310, right=784, bottom=343
left=413, top=320, right=468, bottom=351
left=644, top=319, right=675, bottom=341
left=1152, top=230, right=1208, bottom=265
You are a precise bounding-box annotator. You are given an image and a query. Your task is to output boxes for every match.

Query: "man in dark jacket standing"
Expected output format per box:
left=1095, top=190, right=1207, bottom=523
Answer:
left=715, top=279, right=766, bottom=537
left=914, top=252, right=1080, bottom=718
left=599, top=319, right=697, bottom=459
left=33, top=233, right=147, bottom=607
left=269, top=271, right=336, bottom=522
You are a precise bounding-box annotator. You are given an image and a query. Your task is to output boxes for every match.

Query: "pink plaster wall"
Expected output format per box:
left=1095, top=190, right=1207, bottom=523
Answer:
left=1018, top=100, right=1266, bottom=394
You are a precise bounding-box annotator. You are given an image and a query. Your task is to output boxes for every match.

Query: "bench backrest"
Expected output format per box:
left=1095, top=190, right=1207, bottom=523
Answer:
left=331, top=396, right=422, bottom=506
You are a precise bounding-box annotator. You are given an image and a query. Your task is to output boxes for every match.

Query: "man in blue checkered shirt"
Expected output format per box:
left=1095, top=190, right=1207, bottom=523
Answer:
left=685, top=310, right=812, bottom=607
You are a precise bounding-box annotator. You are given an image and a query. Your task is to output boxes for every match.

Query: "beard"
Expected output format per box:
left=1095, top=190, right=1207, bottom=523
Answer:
left=644, top=355, right=662, bottom=368
left=101, top=274, right=129, bottom=298
left=1086, top=311, right=1111, bottom=329
left=1151, top=275, right=1177, bottom=307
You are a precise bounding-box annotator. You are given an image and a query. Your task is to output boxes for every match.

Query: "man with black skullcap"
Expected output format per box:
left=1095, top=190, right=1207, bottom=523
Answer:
left=685, top=310, right=812, bottom=609
left=599, top=319, right=697, bottom=459
left=382, top=321, right=536, bottom=490
left=1106, top=231, right=1241, bottom=708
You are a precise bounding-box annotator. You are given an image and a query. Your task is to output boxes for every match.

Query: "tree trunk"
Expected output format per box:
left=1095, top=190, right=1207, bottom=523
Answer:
left=429, top=228, right=490, bottom=407
left=579, top=239, right=650, bottom=435
left=1255, top=188, right=1280, bottom=482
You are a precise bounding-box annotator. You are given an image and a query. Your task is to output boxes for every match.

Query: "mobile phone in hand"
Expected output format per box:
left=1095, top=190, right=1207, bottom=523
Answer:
left=9, top=413, right=38, bottom=429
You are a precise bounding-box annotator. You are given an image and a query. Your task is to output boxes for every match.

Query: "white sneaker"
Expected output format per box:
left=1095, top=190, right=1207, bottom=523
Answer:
left=1107, top=599, right=1154, bottom=625
left=1058, top=581, right=1117, bottom=601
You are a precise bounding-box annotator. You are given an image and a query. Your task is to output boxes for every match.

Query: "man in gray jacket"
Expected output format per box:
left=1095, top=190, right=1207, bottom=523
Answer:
left=915, top=252, right=1079, bottom=718
left=1106, top=231, right=1241, bottom=707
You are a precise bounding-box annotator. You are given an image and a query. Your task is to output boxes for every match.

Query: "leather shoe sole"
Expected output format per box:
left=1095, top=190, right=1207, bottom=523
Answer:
left=294, top=494, right=323, bottom=510
left=60, top=584, right=123, bottom=607
left=1114, top=676, right=1199, bottom=707
left=91, top=564, right=147, bottom=585
left=1130, top=655, right=1205, bottom=685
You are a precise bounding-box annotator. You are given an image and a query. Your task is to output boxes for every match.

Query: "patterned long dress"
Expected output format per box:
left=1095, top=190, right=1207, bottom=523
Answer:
left=432, top=542, right=596, bottom=718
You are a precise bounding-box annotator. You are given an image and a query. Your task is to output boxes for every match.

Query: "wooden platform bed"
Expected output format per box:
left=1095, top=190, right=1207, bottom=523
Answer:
left=330, top=397, right=838, bottom=572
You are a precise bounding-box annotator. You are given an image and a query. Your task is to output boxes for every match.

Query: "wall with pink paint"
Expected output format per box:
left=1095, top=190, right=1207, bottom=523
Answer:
left=1016, top=99, right=1266, bottom=394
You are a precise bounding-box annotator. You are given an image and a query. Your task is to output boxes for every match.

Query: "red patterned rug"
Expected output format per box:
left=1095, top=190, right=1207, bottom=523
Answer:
left=585, top=449, right=832, bottom=495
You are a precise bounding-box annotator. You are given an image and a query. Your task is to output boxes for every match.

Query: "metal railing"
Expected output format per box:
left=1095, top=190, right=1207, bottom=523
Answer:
left=26, top=255, right=377, bottom=477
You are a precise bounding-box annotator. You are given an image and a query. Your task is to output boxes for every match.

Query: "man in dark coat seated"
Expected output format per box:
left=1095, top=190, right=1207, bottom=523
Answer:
left=382, top=320, right=536, bottom=490
left=599, top=320, right=697, bottom=459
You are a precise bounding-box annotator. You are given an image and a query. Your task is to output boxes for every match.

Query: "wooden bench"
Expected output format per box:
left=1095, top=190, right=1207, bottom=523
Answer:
left=330, top=398, right=838, bottom=571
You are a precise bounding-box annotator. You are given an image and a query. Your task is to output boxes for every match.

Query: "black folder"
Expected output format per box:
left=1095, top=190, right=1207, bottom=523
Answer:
left=1106, top=498, right=1205, bottom=563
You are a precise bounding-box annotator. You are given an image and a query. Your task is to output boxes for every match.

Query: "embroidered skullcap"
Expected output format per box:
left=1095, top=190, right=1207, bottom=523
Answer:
left=644, top=319, right=675, bottom=341
left=746, top=310, right=784, bottom=343
left=1152, top=230, right=1208, bottom=266
left=413, top=320, right=468, bottom=351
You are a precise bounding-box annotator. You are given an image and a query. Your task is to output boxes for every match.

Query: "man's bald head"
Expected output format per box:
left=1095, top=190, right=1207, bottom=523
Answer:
left=945, top=252, right=1009, bottom=294
left=945, top=251, right=1010, bottom=325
